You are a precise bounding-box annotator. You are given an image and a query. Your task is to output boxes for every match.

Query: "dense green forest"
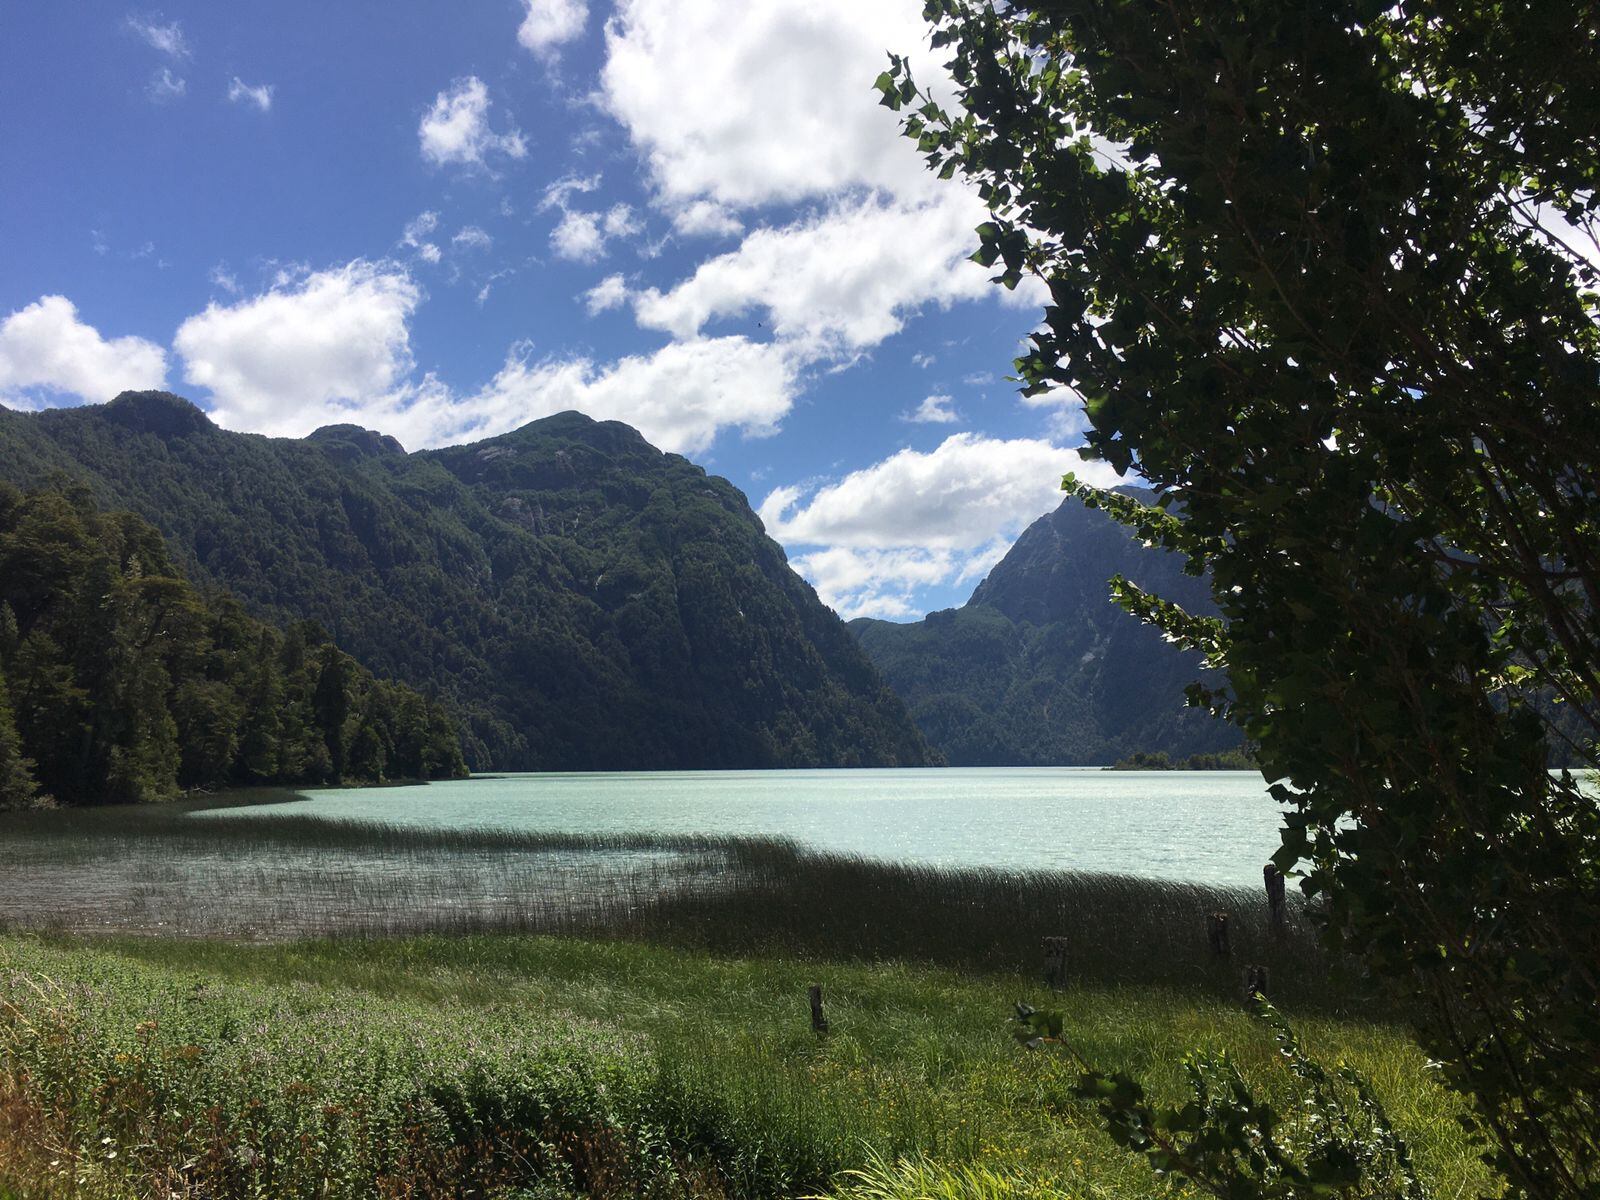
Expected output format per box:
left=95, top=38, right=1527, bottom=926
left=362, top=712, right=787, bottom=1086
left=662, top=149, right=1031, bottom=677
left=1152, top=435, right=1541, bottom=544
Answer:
left=0, top=483, right=464, bottom=808
left=0, top=393, right=933, bottom=771
left=852, top=492, right=1241, bottom=765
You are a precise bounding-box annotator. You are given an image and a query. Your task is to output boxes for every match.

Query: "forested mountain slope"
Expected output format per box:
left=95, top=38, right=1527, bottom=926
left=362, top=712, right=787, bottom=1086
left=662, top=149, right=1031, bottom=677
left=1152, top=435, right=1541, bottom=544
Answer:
left=0, top=483, right=464, bottom=808
left=852, top=492, right=1239, bottom=765
left=0, top=392, right=933, bottom=770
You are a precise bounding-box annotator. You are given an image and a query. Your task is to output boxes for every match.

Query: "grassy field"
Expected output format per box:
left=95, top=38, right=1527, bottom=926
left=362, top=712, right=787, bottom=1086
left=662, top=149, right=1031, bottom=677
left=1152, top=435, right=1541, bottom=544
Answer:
left=0, top=929, right=1493, bottom=1200
left=0, top=799, right=1493, bottom=1197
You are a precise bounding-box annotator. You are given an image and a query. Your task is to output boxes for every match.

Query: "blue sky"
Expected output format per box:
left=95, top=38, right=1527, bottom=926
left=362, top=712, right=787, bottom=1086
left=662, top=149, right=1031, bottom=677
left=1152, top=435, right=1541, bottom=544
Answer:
left=0, top=0, right=1113, bottom=619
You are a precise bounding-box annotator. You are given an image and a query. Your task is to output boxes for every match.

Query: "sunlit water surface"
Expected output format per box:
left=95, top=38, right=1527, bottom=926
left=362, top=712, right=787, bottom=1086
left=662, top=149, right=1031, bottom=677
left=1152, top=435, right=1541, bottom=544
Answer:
left=204, top=768, right=1283, bottom=889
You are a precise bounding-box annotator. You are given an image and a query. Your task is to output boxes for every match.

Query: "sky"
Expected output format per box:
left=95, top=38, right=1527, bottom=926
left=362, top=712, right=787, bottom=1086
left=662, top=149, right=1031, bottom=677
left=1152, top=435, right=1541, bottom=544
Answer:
left=0, top=0, right=1118, bottom=620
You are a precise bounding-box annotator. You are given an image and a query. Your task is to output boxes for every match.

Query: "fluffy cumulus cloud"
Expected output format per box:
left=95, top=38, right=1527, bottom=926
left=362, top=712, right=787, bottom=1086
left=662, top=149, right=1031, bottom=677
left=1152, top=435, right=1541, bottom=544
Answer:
left=787, top=544, right=1004, bottom=621
left=0, top=297, right=167, bottom=406
left=760, top=434, right=1119, bottom=617
left=633, top=191, right=995, bottom=355
left=173, top=261, right=422, bottom=433
left=518, top=0, right=587, bottom=54
left=670, top=200, right=743, bottom=239
left=542, top=175, right=640, bottom=264
left=0, top=296, right=168, bottom=406
left=312, top=335, right=796, bottom=455
left=549, top=210, right=604, bottom=262
left=601, top=0, right=938, bottom=207
left=905, top=393, right=957, bottom=424
left=162, top=260, right=795, bottom=455
left=418, top=77, right=527, bottom=169
left=601, top=0, right=1028, bottom=378
left=448, top=336, right=795, bottom=454
left=583, top=273, right=629, bottom=314
left=227, top=77, right=273, bottom=112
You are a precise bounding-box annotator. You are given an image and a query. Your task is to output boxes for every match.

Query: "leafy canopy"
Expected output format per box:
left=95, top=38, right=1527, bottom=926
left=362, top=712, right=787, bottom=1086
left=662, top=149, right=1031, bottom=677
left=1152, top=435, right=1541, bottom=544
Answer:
left=886, top=1, right=1600, bottom=1195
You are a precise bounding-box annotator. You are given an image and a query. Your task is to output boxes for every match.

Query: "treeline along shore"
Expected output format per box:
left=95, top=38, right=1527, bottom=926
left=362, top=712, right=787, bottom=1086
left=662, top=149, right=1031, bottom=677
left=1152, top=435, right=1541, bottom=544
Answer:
left=0, top=482, right=465, bottom=810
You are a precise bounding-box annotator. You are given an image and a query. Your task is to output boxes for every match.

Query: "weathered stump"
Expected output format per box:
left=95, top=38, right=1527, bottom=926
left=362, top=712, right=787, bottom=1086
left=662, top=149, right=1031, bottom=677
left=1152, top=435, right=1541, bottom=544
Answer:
left=1207, top=911, right=1232, bottom=957
left=1242, top=964, right=1270, bottom=1007
left=1263, top=863, right=1288, bottom=933
left=808, top=983, right=829, bottom=1034
left=1042, top=936, right=1069, bottom=989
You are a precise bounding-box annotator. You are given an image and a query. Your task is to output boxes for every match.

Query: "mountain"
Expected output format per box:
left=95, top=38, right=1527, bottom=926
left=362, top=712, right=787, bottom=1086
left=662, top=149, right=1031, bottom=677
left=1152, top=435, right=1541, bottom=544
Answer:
left=850, top=491, right=1239, bottom=765
left=0, top=483, right=466, bottom=808
left=0, top=392, right=934, bottom=771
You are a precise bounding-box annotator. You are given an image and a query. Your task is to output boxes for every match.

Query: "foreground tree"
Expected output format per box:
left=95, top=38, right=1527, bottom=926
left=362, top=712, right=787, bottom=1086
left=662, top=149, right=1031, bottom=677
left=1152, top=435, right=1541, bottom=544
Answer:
left=886, top=2, right=1600, bottom=1194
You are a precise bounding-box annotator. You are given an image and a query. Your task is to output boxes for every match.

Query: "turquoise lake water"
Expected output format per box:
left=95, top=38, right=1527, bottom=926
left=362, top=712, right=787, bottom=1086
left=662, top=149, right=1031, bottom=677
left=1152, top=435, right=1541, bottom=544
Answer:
left=206, top=767, right=1286, bottom=889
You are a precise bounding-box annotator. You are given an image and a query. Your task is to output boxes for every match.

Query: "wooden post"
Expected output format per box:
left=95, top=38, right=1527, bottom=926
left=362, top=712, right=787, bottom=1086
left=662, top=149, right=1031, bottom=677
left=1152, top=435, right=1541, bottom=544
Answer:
left=808, top=984, right=829, bottom=1034
left=1263, top=864, right=1287, bottom=933
left=1242, top=964, right=1270, bottom=1007
left=1042, top=937, right=1068, bottom=989
left=1207, top=912, right=1232, bottom=957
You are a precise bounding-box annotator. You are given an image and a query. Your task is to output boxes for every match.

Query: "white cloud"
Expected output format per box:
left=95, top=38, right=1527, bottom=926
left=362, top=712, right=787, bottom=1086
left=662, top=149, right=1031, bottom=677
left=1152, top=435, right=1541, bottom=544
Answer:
left=452, top=225, right=493, bottom=251
left=1020, top=384, right=1091, bottom=441
left=451, top=336, right=796, bottom=454
left=126, top=15, right=189, bottom=58
left=550, top=210, right=605, bottom=262
left=583, top=274, right=629, bottom=314
left=0, top=295, right=167, bottom=406
left=166, top=260, right=793, bottom=455
left=603, top=204, right=640, bottom=239
left=343, top=335, right=796, bottom=455
left=600, top=0, right=939, bottom=208
left=173, top=261, right=422, bottom=433
left=209, top=264, right=240, bottom=294
left=787, top=545, right=978, bottom=619
left=906, top=394, right=957, bottom=424
left=543, top=184, right=642, bottom=263
left=669, top=200, right=743, bottom=239
left=519, top=0, right=587, bottom=53
left=633, top=191, right=996, bottom=356
left=548, top=203, right=642, bottom=263
left=148, top=67, right=186, bottom=102
left=227, top=77, right=273, bottom=112
left=760, top=433, right=1119, bottom=616
left=541, top=173, right=600, bottom=210
left=418, top=77, right=527, bottom=169
left=400, top=211, right=441, bottom=263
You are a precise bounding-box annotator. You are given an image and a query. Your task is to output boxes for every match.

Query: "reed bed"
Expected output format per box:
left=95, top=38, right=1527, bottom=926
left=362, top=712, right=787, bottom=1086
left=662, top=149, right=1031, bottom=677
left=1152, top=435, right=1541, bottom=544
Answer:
left=1, top=795, right=1356, bottom=1010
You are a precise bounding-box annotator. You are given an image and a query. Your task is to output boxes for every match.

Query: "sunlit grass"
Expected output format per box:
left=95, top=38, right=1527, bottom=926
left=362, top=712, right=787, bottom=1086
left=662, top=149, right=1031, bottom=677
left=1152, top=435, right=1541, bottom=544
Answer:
left=0, top=932, right=1491, bottom=1200
left=0, top=797, right=1479, bottom=1197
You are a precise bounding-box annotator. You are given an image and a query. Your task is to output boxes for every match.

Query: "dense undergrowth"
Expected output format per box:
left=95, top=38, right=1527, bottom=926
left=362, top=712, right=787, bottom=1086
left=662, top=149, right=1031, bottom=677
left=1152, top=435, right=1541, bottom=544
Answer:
left=0, top=933, right=1492, bottom=1199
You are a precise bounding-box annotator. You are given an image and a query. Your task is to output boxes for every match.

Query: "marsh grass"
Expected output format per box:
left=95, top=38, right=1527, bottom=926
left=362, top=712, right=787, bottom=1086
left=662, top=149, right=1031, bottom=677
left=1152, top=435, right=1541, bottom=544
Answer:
left=0, top=793, right=1353, bottom=1010
left=0, top=800, right=1363, bottom=1017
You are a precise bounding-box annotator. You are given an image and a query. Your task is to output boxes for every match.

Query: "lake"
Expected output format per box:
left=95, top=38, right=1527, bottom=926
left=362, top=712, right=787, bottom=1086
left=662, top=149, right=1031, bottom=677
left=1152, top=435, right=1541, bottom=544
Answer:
left=202, top=767, right=1285, bottom=889
left=2, top=767, right=1287, bottom=938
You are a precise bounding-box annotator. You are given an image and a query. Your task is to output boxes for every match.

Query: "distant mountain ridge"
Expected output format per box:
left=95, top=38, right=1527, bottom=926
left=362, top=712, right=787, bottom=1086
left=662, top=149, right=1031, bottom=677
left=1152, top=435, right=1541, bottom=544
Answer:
left=851, top=491, right=1239, bottom=765
left=0, top=392, right=934, bottom=771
